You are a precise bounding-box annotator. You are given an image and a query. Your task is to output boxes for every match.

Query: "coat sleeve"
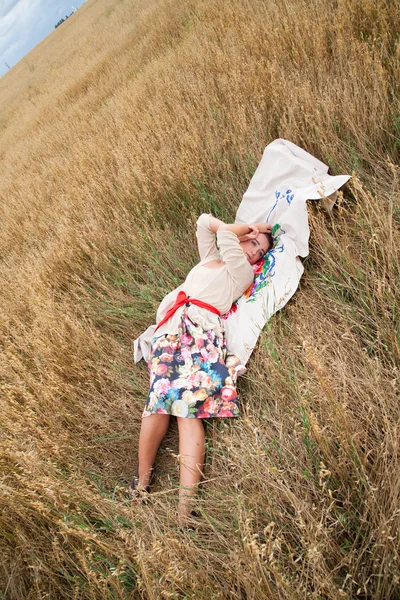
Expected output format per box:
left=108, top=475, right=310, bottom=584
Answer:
left=216, top=229, right=254, bottom=288
left=196, top=214, right=219, bottom=261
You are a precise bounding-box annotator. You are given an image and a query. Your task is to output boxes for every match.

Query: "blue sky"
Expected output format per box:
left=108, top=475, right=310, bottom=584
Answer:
left=0, top=0, right=87, bottom=78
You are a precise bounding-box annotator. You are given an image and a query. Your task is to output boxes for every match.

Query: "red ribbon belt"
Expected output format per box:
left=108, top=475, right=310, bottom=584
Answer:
left=154, top=291, right=220, bottom=332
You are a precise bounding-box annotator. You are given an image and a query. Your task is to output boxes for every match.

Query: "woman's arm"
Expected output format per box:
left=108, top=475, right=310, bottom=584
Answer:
left=208, top=215, right=225, bottom=233
left=215, top=219, right=272, bottom=285
left=210, top=217, right=272, bottom=237
left=196, top=214, right=220, bottom=261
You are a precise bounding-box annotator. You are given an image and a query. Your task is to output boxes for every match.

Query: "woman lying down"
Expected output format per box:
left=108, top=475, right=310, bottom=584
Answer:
left=132, top=213, right=273, bottom=526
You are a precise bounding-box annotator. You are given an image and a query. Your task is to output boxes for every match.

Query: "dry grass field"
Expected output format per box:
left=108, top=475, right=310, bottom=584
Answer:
left=0, top=0, right=399, bottom=597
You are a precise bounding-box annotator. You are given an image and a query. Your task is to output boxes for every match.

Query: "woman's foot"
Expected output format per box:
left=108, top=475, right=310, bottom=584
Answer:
left=178, top=505, right=200, bottom=531
left=129, top=466, right=154, bottom=501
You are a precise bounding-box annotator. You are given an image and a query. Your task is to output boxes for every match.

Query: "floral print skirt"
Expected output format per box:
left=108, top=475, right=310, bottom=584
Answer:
left=143, top=309, right=241, bottom=419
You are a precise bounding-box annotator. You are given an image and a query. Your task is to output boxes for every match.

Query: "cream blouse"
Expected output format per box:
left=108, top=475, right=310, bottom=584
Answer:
left=134, top=213, right=254, bottom=361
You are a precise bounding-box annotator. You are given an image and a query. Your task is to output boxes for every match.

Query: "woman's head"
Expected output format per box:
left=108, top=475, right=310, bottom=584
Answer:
left=240, top=232, right=273, bottom=264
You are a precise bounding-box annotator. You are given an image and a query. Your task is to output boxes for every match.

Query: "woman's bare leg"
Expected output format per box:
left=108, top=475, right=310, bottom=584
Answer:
left=137, top=414, right=170, bottom=487
left=177, top=418, right=205, bottom=522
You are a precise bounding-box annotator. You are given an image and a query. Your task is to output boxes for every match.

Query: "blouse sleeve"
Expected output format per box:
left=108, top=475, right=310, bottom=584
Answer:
left=196, top=213, right=219, bottom=261
left=216, top=229, right=254, bottom=287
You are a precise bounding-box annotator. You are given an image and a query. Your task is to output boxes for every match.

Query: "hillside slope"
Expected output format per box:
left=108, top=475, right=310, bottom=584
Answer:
left=0, top=0, right=399, bottom=598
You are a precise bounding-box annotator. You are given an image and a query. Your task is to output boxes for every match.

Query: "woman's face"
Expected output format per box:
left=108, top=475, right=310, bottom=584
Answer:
left=240, top=234, right=271, bottom=264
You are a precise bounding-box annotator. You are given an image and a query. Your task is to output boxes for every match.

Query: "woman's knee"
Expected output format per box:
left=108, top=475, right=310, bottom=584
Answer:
left=177, top=417, right=204, bottom=431
left=142, top=413, right=170, bottom=425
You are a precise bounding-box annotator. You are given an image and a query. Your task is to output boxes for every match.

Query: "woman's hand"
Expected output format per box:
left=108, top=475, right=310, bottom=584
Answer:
left=238, top=222, right=272, bottom=241
left=238, top=224, right=259, bottom=242
left=257, top=222, right=273, bottom=234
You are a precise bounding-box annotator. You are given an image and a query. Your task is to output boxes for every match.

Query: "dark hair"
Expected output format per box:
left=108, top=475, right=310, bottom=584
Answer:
left=260, top=231, right=274, bottom=253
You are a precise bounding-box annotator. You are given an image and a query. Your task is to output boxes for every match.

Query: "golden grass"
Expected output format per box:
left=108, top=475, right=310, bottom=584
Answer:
left=0, top=0, right=399, bottom=597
